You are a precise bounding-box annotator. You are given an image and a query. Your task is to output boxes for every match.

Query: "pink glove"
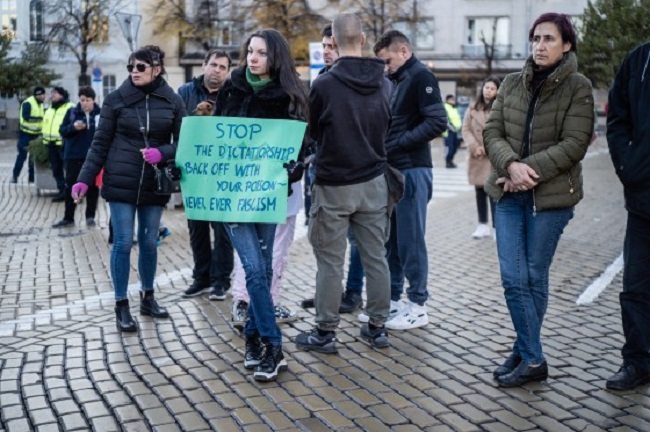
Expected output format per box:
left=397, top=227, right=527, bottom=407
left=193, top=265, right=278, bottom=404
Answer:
left=71, top=182, right=89, bottom=202
left=142, top=148, right=163, bottom=165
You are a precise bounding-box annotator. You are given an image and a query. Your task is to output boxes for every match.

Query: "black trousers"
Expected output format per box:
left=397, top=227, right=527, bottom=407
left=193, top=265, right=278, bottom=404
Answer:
left=621, top=211, right=650, bottom=368
left=188, top=219, right=234, bottom=288
left=46, top=143, right=65, bottom=192
left=475, top=186, right=495, bottom=225
left=64, top=159, right=99, bottom=221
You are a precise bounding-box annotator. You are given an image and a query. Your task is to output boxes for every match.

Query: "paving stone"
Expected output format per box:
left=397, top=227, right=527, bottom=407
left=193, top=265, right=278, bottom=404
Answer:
left=61, top=413, right=89, bottom=430
left=489, top=410, right=536, bottom=431
left=176, top=412, right=211, bottom=430
left=6, top=418, right=31, bottom=432
left=89, top=416, right=120, bottom=432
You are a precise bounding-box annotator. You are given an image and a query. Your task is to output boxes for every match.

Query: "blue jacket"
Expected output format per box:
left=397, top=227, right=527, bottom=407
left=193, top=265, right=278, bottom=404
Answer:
left=59, top=103, right=101, bottom=161
left=608, top=41, right=650, bottom=218
left=177, top=75, right=209, bottom=113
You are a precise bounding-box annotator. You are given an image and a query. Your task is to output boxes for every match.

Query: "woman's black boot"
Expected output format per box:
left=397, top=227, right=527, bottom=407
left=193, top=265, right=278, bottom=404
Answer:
left=140, top=291, right=169, bottom=319
left=115, top=300, right=137, bottom=332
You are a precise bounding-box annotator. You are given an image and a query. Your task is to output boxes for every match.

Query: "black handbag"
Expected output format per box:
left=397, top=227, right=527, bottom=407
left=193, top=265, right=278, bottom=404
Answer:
left=154, top=162, right=181, bottom=195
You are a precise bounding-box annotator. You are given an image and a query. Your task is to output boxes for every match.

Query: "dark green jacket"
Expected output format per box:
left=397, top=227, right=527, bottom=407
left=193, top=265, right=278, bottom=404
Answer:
left=483, top=52, right=594, bottom=211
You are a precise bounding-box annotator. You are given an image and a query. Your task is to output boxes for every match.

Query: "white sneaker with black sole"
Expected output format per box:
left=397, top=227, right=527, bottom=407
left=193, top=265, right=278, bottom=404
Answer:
left=385, top=301, right=428, bottom=330
left=357, top=300, right=404, bottom=323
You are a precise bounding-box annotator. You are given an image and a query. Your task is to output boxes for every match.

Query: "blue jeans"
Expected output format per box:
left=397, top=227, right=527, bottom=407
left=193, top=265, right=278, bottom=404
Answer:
left=388, top=167, right=433, bottom=305
left=225, top=222, right=281, bottom=345
left=109, top=202, right=164, bottom=300
left=445, top=131, right=459, bottom=163
left=12, top=132, right=35, bottom=180
left=346, top=228, right=364, bottom=294
left=495, top=192, right=574, bottom=365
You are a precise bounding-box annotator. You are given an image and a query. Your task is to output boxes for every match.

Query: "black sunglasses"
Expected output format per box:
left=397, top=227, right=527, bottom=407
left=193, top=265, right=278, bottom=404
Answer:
left=127, top=63, right=151, bottom=73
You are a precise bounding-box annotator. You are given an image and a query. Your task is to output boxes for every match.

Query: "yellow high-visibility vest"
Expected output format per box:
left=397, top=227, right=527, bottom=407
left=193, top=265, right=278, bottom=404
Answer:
left=42, top=102, right=74, bottom=145
left=19, top=96, right=45, bottom=134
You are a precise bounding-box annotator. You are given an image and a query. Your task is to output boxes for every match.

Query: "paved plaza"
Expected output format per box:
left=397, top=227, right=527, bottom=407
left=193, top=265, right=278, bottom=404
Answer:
left=0, top=136, right=648, bottom=431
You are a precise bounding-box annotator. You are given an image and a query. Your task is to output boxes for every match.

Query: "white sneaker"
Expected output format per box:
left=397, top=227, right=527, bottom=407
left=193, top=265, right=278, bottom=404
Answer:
left=358, top=300, right=404, bottom=323
left=471, top=223, right=490, bottom=239
left=385, top=301, right=429, bottom=330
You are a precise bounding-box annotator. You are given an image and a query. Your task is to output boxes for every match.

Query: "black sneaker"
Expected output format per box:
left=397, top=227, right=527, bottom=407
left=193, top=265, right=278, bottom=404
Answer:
left=52, top=192, right=65, bottom=202
left=360, top=324, right=389, bottom=348
left=208, top=285, right=227, bottom=301
left=86, top=218, right=96, bottom=226
left=244, top=335, right=264, bottom=370
left=52, top=219, right=74, bottom=228
left=182, top=281, right=211, bottom=298
left=340, top=291, right=363, bottom=313
left=301, top=298, right=315, bottom=309
left=295, top=328, right=337, bottom=354
left=10, top=177, right=17, bottom=184
left=253, top=343, right=287, bottom=382
left=606, top=363, right=650, bottom=391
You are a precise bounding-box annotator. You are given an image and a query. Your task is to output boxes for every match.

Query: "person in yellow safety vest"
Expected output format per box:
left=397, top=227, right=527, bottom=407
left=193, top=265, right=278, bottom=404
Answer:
left=443, top=94, right=463, bottom=168
left=42, top=87, right=74, bottom=201
left=11, top=87, right=46, bottom=184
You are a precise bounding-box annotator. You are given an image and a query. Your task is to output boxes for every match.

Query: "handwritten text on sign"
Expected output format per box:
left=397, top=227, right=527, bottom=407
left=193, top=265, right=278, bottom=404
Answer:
left=176, top=117, right=306, bottom=223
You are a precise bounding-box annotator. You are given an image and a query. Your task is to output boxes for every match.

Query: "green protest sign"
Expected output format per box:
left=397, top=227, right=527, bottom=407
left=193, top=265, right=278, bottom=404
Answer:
left=176, top=116, right=306, bottom=223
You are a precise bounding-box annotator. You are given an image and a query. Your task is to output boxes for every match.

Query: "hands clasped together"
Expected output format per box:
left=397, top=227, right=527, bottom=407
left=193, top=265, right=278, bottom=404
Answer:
left=496, top=161, right=540, bottom=193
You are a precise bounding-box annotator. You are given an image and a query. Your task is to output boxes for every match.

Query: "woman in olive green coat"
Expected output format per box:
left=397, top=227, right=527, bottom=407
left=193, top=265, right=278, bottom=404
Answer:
left=483, top=13, right=594, bottom=388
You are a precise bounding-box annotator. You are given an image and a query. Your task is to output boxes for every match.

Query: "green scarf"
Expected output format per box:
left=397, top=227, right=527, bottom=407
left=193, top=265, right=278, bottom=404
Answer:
left=246, top=67, right=273, bottom=93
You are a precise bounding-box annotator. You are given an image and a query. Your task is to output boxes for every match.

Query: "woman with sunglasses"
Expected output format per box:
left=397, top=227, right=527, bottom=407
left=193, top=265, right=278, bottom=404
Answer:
left=214, top=29, right=308, bottom=382
left=72, top=45, right=187, bottom=332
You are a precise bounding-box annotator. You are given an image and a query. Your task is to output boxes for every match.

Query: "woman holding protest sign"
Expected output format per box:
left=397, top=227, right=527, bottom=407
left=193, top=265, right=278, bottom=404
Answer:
left=214, top=28, right=308, bottom=382
left=72, top=45, right=187, bottom=333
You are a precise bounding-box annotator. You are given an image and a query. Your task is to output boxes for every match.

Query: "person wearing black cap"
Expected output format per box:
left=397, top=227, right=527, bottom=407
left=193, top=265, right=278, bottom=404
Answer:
left=11, top=87, right=46, bottom=183
left=42, top=87, right=74, bottom=201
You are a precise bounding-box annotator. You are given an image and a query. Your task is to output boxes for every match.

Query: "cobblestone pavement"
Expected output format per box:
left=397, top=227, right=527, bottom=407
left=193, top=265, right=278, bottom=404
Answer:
left=0, top=137, right=648, bottom=432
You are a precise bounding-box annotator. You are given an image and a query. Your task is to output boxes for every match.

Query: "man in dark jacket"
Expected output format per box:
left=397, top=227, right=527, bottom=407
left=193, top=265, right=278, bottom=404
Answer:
left=177, top=49, right=234, bottom=301
left=52, top=86, right=101, bottom=228
left=606, top=41, right=650, bottom=391
left=295, top=13, right=392, bottom=353
left=12, top=86, right=46, bottom=183
left=372, top=30, right=447, bottom=331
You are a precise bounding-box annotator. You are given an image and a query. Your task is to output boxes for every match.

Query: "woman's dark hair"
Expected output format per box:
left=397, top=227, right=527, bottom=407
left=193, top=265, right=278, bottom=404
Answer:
left=128, top=45, right=167, bottom=75
left=528, top=13, right=577, bottom=53
left=473, top=76, right=501, bottom=111
left=239, top=29, right=308, bottom=120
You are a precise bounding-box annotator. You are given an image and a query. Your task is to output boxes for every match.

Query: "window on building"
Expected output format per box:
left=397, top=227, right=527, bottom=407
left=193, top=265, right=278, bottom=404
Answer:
left=214, top=20, right=240, bottom=47
left=90, top=14, right=109, bottom=43
left=393, top=18, right=435, bottom=50
left=29, top=0, right=43, bottom=41
left=465, top=16, right=510, bottom=58
left=103, top=75, right=116, bottom=99
left=0, top=0, right=17, bottom=38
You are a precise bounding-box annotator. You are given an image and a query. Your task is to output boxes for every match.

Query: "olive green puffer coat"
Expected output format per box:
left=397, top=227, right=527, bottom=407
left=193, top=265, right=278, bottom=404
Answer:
left=483, top=52, right=594, bottom=211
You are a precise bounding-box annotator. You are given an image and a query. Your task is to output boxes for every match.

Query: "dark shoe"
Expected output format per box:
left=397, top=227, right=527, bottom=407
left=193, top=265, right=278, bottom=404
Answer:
left=28, top=177, right=34, bottom=183
left=493, top=353, right=523, bottom=379
left=52, top=192, right=65, bottom=202
left=140, top=291, right=169, bottom=319
left=231, top=300, right=248, bottom=326
left=208, top=285, right=227, bottom=301
left=274, top=305, right=297, bottom=323
left=86, top=218, right=96, bottom=227
left=115, top=300, right=137, bottom=332
left=52, top=219, right=74, bottom=228
left=606, top=364, right=650, bottom=391
left=10, top=177, right=17, bottom=184
left=360, top=324, right=389, bottom=348
left=253, top=343, right=287, bottom=382
left=295, top=328, right=337, bottom=354
left=445, top=161, right=457, bottom=169
left=183, top=281, right=211, bottom=298
left=244, top=335, right=264, bottom=370
left=496, top=361, right=548, bottom=387
left=301, top=298, right=315, bottom=309
left=156, top=227, right=172, bottom=246
left=340, top=291, right=363, bottom=313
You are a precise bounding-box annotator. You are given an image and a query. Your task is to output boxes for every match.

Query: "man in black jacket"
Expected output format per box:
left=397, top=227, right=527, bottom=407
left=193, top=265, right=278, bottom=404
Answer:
left=178, top=49, right=234, bottom=300
left=295, top=13, right=392, bottom=353
left=371, top=30, right=447, bottom=331
left=606, top=41, right=650, bottom=391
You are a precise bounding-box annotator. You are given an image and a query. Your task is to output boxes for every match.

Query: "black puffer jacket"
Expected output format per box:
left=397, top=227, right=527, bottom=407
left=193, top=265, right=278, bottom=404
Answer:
left=385, top=55, right=447, bottom=170
left=78, top=77, right=187, bottom=206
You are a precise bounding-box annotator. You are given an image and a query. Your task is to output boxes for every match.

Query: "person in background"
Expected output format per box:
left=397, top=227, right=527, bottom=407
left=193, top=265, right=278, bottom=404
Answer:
left=483, top=13, right=593, bottom=387
left=605, top=40, right=650, bottom=391
left=72, top=45, right=187, bottom=332
left=42, top=87, right=74, bottom=201
left=214, top=29, right=308, bottom=382
left=178, top=49, right=234, bottom=301
left=52, top=86, right=101, bottom=228
left=443, top=94, right=462, bottom=168
left=462, top=77, right=500, bottom=239
left=12, top=86, right=46, bottom=184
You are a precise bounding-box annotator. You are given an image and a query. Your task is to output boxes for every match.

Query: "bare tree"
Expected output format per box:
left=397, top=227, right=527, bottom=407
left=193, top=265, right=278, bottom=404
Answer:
left=44, top=0, right=125, bottom=86
left=479, top=18, right=498, bottom=77
left=342, top=0, right=421, bottom=46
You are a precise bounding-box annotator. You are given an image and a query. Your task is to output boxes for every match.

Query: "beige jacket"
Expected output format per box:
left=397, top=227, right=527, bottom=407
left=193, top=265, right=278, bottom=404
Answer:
left=462, top=106, right=491, bottom=186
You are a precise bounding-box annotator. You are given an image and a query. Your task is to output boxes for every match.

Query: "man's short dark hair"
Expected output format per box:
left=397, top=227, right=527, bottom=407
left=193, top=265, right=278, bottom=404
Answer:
left=204, top=49, right=232, bottom=67
left=78, top=86, right=96, bottom=99
left=373, top=30, right=411, bottom=55
left=446, top=94, right=455, bottom=101
left=321, top=23, right=332, bottom=38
